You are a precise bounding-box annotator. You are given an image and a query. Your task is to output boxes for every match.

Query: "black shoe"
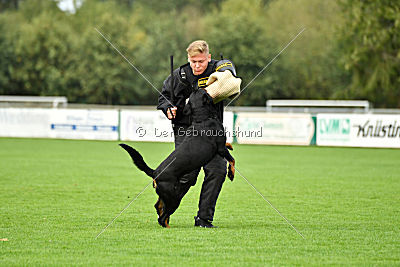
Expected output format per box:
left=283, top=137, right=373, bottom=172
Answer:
left=194, top=216, right=216, bottom=228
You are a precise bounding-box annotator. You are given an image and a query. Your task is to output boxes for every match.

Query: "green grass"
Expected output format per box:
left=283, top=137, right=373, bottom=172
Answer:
left=1, top=138, right=399, bottom=266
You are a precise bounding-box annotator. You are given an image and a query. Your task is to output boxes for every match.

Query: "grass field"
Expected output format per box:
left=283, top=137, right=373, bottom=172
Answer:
left=1, top=137, right=399, bottom=266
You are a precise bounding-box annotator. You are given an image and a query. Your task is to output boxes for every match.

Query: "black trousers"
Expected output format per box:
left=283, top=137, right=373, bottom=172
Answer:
left=173, top=125, right=227, bottom=222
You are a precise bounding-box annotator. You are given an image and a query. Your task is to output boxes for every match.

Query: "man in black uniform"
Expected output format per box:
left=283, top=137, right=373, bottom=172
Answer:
left=157, top=40, right=228, bottom=228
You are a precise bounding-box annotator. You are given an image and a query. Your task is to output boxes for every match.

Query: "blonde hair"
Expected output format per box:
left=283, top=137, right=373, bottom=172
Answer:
left=186, top=40, right=209, bottom=57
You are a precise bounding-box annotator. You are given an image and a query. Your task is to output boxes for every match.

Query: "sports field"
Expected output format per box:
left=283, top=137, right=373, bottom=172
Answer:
left=1, top=138, right=399, bottom=265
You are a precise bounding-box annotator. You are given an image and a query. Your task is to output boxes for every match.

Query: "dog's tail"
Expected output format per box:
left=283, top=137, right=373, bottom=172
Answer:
left=119, top=143, right=155, bottom=178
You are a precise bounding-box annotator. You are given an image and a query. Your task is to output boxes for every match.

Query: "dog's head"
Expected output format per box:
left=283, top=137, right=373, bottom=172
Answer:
left=183, top=89, right=216, bottom=120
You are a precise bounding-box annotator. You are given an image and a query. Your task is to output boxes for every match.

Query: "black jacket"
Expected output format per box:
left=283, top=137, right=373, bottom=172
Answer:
left=157, top=60, right=224, bottom=126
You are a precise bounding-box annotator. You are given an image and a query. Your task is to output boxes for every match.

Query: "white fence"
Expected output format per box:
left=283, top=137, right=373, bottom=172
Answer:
left=0, top=95, right=68, bottom=108
left=234, top=112, right=314, bottom=145
left=0, top=108, right=118, bottom=140
left=0, top=108, right=234, bottom=143
left=0, top=107, right=399, bottom=148
left=266, top=99, right=370, bottom=113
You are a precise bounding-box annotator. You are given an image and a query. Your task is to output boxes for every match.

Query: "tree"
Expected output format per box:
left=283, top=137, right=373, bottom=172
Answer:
left=0, top=0, right=20, bottom=12
left=264, top=0, right=348, bottom=102
left=71, top=0, right=140, bottom=104
left=0, top=19, right=17, bottom=94
left=2, top=0, right=396, bottom=108
left=8, top=2, right=79, bottom=97
left=340, top=0, right=400, bottom=108
left=204, top=0, right=278, bottom=106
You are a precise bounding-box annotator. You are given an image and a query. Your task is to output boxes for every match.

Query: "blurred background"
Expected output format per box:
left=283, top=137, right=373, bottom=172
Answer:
left=0, top=0, right=399, bottom=108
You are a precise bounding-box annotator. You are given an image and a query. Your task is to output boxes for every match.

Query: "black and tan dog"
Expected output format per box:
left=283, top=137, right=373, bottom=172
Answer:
left=120, top=88, right=235, bottom=228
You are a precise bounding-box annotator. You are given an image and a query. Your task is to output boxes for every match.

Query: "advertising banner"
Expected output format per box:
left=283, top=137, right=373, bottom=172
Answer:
left=0, top=108, right=119, bottom=140
left=49, top=109, right=119, bottom=140
left=224, top=111, right=234, bottom=144
left=0, top=108, right=50, bottom=138
left=120, top=110, right=234, bottom=143
left=317, top=114, right=400, bottom=148
left=234, top=113, right=315, bottom=145
left=120, top=110, right=174, bottom=142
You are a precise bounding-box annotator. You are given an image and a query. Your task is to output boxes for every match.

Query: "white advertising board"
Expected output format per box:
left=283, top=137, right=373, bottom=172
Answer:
left=223, top=111, right=234, bottom=144
left=49, top=109, right=119, bottom=140
left=0, top=108, right=51, bottom=138
left=0, top=108, right=119, bottom=140
left=120, top=110, right=234, bottom=143
left=235, top=113, right=315, bottom=145
left=120, top=110, right=174, bottom=142
left=317, top=114, right=400, bottom=148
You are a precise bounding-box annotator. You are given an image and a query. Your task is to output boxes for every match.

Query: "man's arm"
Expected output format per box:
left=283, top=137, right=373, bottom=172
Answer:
left=157, top=74, right=176, bottom=118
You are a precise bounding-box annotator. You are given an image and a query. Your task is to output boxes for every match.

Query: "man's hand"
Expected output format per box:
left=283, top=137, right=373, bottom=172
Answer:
left=167, top=107, right=177, bottom=119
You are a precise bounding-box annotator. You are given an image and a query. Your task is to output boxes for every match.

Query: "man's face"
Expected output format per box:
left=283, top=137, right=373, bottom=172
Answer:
left=188, top=53, right=211, bottom=75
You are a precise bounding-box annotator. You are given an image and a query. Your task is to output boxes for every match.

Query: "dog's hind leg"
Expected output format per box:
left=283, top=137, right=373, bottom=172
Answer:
left=154, top=181, right=181, bottom=228
left=154, top=198, right=170, bottom=228
left=158, top=212, right=170, bottom=228
left=154, top=198, right=163, bottom=217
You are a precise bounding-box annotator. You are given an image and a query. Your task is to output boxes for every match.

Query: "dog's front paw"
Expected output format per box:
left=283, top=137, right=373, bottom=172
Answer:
left=225, top=143, right=233, bottom=150
left=227, top=160, right=235, bottom=181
